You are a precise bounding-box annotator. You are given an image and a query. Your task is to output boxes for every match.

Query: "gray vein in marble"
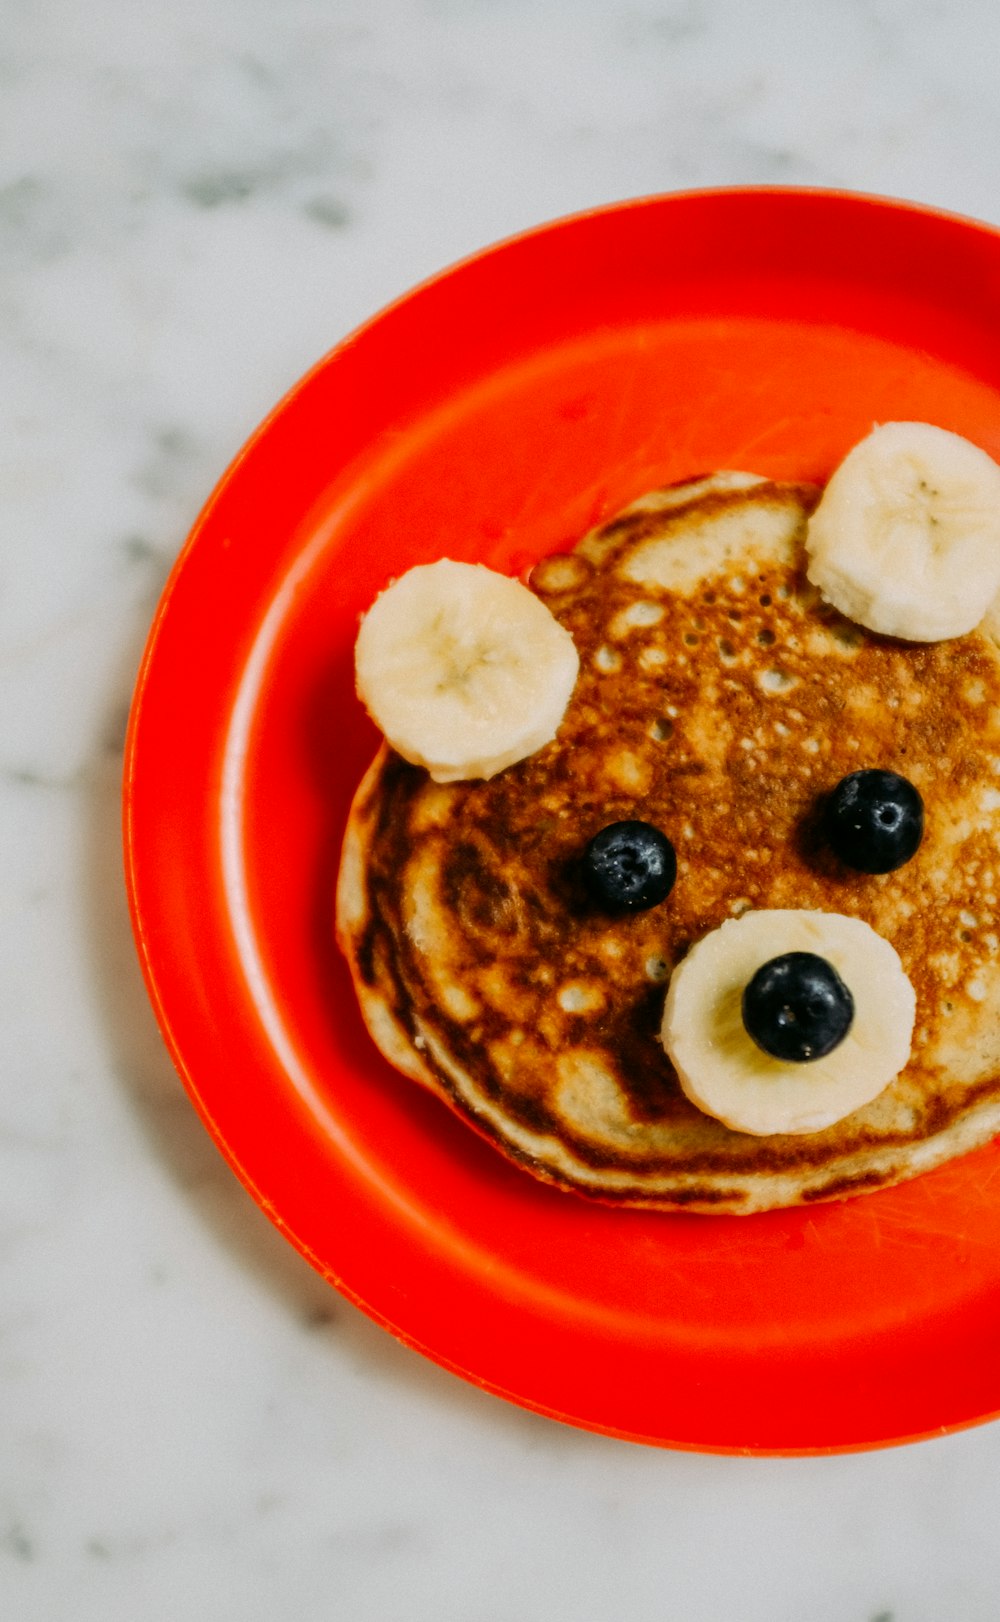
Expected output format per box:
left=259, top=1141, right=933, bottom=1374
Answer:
left=328, top=1518, right=428, bottom=1557
left=0, top=1520, right=35, bottom=1563
left=131, top=424, right=204, bottom=502
left=620, top=2, right=707, bottom=45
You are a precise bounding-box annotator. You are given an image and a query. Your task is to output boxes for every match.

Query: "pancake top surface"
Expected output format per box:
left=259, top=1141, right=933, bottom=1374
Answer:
left=339, top=475, right=1000, bottom=1211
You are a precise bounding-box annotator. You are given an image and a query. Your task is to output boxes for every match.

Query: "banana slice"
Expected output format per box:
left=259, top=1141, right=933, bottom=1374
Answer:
left=805, top=421, right=1000, bottom=642
left=661, top=909, right=915, bottom=1136
left=355, top=559, right=580, bottom=782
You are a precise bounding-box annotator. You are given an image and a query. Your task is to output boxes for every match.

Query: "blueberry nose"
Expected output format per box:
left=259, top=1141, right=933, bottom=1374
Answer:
left=742, top=951, right=855, bottom=1062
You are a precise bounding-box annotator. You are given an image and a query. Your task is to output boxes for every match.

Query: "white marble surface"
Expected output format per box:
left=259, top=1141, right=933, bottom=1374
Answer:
left=6, top=0, right=1000, bottom=1616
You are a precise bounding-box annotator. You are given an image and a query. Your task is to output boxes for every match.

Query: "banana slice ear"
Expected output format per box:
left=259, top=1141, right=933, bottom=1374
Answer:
left=805, top=421, right=1000, bottom=642
left=661, top=909, right=915, bottom=1136
left=355, top=559, right=580, bottom=782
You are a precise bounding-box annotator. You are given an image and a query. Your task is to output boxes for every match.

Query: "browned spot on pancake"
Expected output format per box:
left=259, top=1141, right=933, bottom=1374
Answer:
left=444, top=842, right=521, bottom=936
left=801, top=1168, right=900, bottom=1202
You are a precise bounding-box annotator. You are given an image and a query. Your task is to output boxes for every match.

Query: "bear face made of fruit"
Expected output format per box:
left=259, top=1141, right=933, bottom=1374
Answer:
left=337, top=424, right=1000, bottom=1213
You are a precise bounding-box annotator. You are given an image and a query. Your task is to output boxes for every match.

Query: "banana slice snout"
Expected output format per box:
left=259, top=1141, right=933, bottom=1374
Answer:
left=806, top=421, right=1000, bottom=642
left=355, top=559, right=580, bottom=783
left=661, top=909, right=916, bottom=1136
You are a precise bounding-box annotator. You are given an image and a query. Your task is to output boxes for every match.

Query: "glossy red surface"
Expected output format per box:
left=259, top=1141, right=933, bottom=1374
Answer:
left=124, top=188, right=1000, bottom=1452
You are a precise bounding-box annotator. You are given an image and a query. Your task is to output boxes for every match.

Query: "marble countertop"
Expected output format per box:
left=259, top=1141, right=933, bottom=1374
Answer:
left=6, top=1, right=1000, bottom=1616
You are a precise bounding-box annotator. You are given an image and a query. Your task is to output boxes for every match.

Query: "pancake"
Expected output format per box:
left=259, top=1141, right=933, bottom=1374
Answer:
left=336, top=473, right=1000, bottom=1213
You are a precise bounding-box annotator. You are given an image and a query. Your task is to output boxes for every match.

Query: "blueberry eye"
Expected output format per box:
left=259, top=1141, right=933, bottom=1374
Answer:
left=742, top=952, right=854, bottom=1062
left=822, top=769, right=924, bottom=873
left=582, top=821, right=677, bottom=912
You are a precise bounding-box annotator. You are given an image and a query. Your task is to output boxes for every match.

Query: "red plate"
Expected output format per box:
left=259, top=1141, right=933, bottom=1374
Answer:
left=124, top=188, right=1000, bottom=1454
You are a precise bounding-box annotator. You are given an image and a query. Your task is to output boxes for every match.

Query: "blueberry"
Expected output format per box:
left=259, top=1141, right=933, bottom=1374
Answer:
left=822, top=769, right=924, bottom=873
left=582, top=821, right=677, bottom=912
left=742, top=952, right=854, bottom=1063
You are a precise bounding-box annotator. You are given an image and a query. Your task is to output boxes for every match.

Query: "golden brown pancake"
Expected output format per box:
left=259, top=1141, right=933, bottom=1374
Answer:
left=336, top=474, right=1000, bottom=1213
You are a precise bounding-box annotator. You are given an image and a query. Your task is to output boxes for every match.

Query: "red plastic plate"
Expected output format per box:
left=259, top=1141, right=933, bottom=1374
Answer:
left=124, top=188, right=1000, bottom=1454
